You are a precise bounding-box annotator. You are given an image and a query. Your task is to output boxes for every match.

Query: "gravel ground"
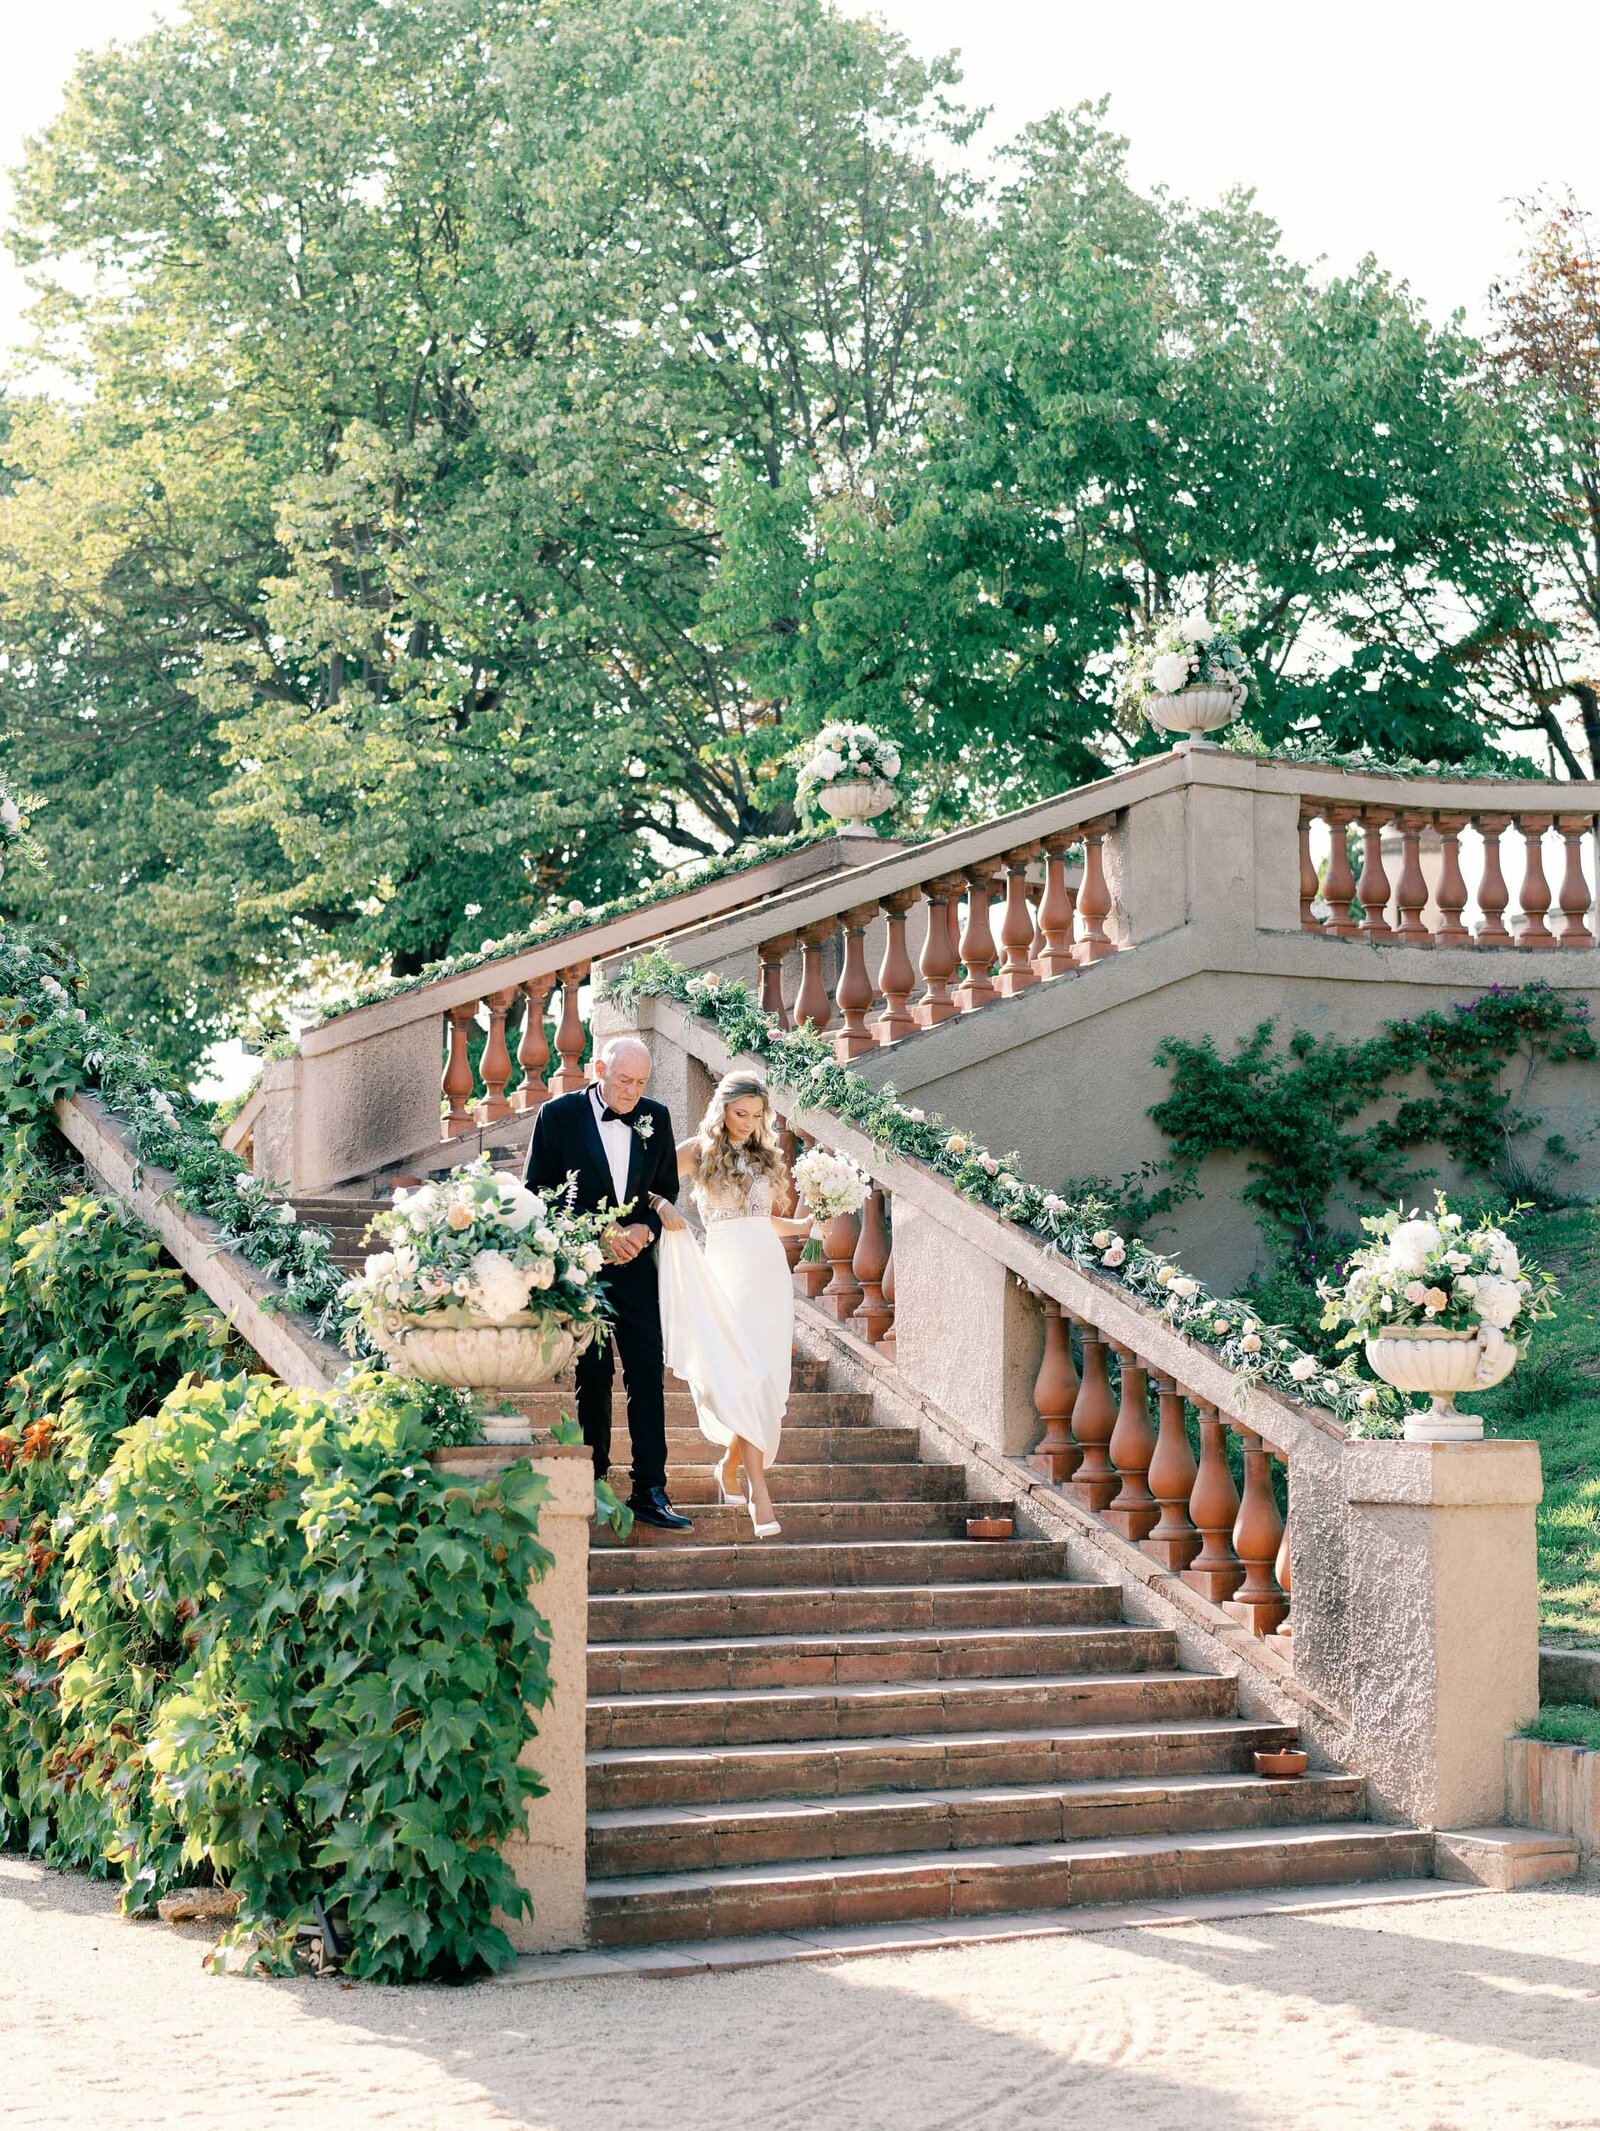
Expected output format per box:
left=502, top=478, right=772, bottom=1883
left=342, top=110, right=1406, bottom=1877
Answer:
left=5, top=1859, right=1599, bottom=2131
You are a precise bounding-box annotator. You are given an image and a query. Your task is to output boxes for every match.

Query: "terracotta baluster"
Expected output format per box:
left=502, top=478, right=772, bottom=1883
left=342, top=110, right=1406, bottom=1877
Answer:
left=1356, top=812, right=1393, bottom=938
left=478, top=987, right=517, bottom=1122
left=822, top=1206, right=864, bottom=1321
left=1556, top=814, right=1596, bottom=947
left=778, top=1125, right=806, bottom=1273
left=1433, top=814, right=1471, bottom=946
left=443, top=1003, right=478, bottom=1136
left=1103, top=1345, right=1159, bottom=1542
left=880, top=1243, right=897, bottom=1357
left=875, top=890, right=920, bottom=1043
left=1273, top=1516, right=1293, bottom=1641
left=1515, top=814, right=1556, bottom=947
left=794, top=922, right=835, bottom=1031
left=1181, top=1403, right=1244, bottom=1604
left=1029, top=1297, right=1080, bottom=1484
left=955, top=864, right=1001, bottom=1010
left=1075, top=820, right=1115, bottom=962
left=1321, top=808, right=1359, bottom=937
left=1068, top=1328, right=1119, bottom=1513
left=551, top=966, right=589, bottom=1092
left=1142, top=1376, right=1201, bottom=1571
left=1035, top=834, right=1078, bottom=978
left=1475, top=815, right=1512, bottom=945
left=914, top=877, right=963, bottom=1026
left=1225, top=1429, right=1288, bottom=1634
left=514, top=975, right=553, bottom=1112
left=997, top=845, right=1041, bottom=995
left=852, top=1188, right=892, bottom=1342
left=789, top=1129, right=830, bottom=1296
left=1298, top=808, right=1320, bottom=931
left=833, top=906, right=878, bottom=1060
left=1394, top=814, right=1431, bottom=944
left=759, top=933, right=795, bottom=1028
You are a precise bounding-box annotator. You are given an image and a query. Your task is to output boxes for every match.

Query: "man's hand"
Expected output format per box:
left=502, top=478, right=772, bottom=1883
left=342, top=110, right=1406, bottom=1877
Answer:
left=603, top=1222, right=654, bottom=1264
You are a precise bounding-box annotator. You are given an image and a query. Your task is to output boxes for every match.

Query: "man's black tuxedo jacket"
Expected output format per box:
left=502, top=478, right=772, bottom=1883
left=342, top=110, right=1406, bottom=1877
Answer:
left=521, top=1088, right=679, bottom=1234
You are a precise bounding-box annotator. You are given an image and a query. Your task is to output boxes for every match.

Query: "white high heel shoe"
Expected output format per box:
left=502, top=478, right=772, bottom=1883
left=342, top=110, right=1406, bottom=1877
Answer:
left=713, top=1456, right=746, bottom=1506
left=746, top=1489, right=781, bottom=1541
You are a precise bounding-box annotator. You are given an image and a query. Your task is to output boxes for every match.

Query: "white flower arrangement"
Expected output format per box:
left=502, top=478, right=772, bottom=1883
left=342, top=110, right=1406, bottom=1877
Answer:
left=794, top=721, right=901, bottom=813
left=1119, top=609, right=1250, bottom=727
left=791, top=1145, right=871, bottom=1263
left=342, top=1155, right=615, bottom=1336
left=1318, top=1194, right=1555, bottom=1353
left=0, top=779, right=43, bottom=879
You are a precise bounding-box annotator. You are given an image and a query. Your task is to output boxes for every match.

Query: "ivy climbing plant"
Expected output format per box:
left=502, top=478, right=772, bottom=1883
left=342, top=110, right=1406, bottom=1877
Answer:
left=1140, top=983, right=1597, bottom=1262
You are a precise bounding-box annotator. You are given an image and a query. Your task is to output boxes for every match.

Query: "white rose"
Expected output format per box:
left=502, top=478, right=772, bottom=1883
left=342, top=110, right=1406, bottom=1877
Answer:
left=1288, top=1356, right=1319, bottom=1383
left=1471, top=1274, right=1522, bottom=1330
left=1151, top=651, right=1192, bottom=693
left=882, top=752, right=901, bottom=778
left=392, top=1245, right=419, bottom=1278
left=1241, top=1334, right=1262, bottom=1354
left=534, top=1227, right=558, bottom=1251
left=0, top=798, right=20, bottom=831
left=1170, top=1277, right=1199, bottom=1301
left=566, top=1265, right=589, bottom=1288
left=812, top=748, right=843, bottom=778
left=526, top=1259, right=555, bottom=1291
left=1493, top=1242, right=1521, bottom=1279
left=579, top=1243, right=605, bottom=1274
left=274, top=1203, right=297, bottom=1225
left=1179, top=610, right=1214, bottom=645
left=362, top=1251, right=397, bottom=1282
left=1101, top=1241, right=1126, bottom=1268
left=1091, top=1230, right=1113, bottom=1250
left=1385, top=1220, right=1442, bottom=1275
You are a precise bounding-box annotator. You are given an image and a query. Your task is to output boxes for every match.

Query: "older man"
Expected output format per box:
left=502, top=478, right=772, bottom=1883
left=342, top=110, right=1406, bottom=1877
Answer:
left=522, top=1034, right=691, bottom=1530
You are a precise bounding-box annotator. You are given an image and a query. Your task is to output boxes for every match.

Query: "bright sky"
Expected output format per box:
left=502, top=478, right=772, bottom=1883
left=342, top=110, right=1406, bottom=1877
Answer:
left=2, top=0, right=1599, bottom=350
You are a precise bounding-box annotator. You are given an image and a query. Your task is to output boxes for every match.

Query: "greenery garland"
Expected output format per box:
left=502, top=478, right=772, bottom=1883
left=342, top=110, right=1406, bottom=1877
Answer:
left=604, top=952, right=1402, bottom=1434
left=0, top=930, right=478, bottom=1442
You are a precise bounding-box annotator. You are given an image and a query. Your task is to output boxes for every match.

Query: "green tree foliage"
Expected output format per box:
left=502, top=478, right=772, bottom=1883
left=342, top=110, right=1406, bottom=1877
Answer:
left=0, top=3, right=1578, bottom=1066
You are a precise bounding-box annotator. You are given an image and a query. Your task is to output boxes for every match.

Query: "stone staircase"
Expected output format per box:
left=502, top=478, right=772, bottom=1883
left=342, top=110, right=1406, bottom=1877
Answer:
left=300, top=1193, right=1432, bottom=1955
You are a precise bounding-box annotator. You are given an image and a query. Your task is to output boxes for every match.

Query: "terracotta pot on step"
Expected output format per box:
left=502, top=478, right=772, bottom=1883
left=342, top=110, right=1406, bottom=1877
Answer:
left=1253, top=1748, right=1308, bottom=1780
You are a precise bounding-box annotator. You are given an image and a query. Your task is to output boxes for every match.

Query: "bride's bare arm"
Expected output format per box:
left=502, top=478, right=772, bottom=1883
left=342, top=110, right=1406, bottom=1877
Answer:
left=649, top=1137, right=700, bottom=1232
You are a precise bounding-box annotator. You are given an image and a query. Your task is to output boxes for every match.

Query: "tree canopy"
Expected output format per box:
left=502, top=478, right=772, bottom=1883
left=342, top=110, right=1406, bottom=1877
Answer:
left=0, top=0, right=1586, bottom=1070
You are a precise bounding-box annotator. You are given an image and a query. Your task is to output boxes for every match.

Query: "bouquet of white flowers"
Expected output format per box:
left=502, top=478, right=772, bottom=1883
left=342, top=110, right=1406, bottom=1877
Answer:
left=1318, top=1194, right=1555, bottom=1353
left=791, top=1146, right=871, bottom=1264
left=794, top=721, right=901, bottom=813
left=1119, top=610, right=1250, bottom=727
left=342, top=1155, right=615, bottom=1336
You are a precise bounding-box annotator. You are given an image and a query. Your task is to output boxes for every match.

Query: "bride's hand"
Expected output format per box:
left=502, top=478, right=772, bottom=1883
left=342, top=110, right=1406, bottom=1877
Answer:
left=654, top=1201, right=689, bottom=1233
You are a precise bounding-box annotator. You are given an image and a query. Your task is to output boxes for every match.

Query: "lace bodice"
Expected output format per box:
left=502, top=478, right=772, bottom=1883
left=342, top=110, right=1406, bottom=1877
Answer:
left=692, top=1164, right=777, bottom=1224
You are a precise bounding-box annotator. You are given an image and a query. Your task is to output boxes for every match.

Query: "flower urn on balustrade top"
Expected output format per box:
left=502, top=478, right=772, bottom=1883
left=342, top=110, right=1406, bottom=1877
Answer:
left=795, top=720, right=901, bottom=836
left=341, top=1157, right=614, bottom=1441
left=1320, top=1195, right=1554, bottom=1445
left=1121, top=607, right=1250, bottom=748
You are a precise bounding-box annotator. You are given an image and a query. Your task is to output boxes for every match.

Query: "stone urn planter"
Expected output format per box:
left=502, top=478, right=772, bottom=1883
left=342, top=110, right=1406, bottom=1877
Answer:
left=1146, top=688, right=1240, bottom=742
left=818, top=778, right=896, bottom=833
left=373, top=1313, right=598, bottom=1445
left=1364, top=1324, right=1518, bottom=1442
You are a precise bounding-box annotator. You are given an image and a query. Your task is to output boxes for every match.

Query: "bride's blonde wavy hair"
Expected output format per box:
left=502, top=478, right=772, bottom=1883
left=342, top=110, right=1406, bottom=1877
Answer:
left=695, top=1071, right=786, bottom=1194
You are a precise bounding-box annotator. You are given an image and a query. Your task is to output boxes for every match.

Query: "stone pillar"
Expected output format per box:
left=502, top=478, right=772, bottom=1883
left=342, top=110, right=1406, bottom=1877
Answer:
left=1340, top=1439, right=1542, bottom=1829
left=432, top=1443, right=592, bottom=1954
left=294, top=1015, right=447, bottom=1191
left=890, top=1200, right=1042, bottom=1457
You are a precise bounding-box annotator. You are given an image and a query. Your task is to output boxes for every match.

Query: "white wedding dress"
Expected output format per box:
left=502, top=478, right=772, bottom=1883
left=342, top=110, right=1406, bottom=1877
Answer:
left=657, top=1167, right=792, bottom=1463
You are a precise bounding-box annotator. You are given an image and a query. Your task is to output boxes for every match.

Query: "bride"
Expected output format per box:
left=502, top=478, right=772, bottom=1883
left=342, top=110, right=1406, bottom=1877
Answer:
left=651, top=1071, right=809, bottom=1539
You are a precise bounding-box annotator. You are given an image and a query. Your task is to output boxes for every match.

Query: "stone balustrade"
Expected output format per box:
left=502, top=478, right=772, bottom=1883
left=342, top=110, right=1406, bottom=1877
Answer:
left=1298, top=794, right=1600, bottom=947
left=632, top=984, right=1545, bottom=1833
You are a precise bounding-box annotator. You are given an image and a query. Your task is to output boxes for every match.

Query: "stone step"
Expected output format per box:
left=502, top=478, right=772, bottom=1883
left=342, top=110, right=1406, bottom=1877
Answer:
left=589, top=1537, right=1071, bottom=1594
left=654, top=1463, right=964, bottom=1507
left=654, top=1424, right=918, bottom=1463
left=588, top=1578, right=1123, bottom=1645
left=585, top=1821, right=1434, bottom=1947
left=586, top=1666, right=1237, bottom=1752
left=589, top=1499, right=1011, bottom=1548
left=586, top=1717, right=1304, bottom=1812
left=508, top=1390, right=870, bottom=1427
left=587, top=1621, right=1175, bottom=1698
left=586, top=1769, right=1370, bottom=1879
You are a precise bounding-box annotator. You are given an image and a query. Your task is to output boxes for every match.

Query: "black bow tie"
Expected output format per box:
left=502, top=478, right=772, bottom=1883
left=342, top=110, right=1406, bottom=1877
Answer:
left=599, top=1100, right=636, bottom=1124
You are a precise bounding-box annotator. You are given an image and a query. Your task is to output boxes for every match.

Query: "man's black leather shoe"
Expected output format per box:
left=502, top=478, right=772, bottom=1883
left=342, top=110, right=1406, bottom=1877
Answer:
left=629, top=1487, right=693, bottom=1532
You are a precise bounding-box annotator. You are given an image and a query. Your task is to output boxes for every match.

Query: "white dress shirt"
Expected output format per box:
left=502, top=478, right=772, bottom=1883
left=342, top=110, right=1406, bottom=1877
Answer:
left=589, top=1084, right=634, bottom=1207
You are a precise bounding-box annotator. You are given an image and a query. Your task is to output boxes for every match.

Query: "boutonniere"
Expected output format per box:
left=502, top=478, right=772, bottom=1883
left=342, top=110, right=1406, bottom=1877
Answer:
left=631, top=1113, right=654, bottom=1142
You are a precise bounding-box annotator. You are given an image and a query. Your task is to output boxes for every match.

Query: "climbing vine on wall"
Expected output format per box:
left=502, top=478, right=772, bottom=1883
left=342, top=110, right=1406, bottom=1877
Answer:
left=1140, top=983, right=1596, bottom=1259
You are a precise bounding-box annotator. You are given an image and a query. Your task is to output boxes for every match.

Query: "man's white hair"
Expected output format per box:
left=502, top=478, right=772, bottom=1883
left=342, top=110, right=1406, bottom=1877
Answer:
left=597, top=1033, right=653, bottom=1071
